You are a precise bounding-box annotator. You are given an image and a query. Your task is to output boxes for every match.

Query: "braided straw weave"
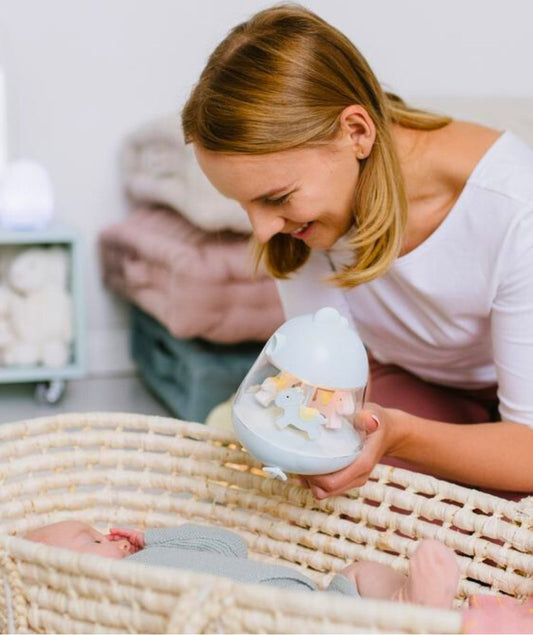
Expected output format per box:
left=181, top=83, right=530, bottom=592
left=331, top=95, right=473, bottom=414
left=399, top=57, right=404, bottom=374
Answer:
left=0, top=412, right=531, bottom=634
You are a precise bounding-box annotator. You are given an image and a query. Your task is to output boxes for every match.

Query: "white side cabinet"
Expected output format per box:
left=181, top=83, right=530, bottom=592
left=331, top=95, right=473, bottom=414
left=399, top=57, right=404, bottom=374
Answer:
left=0, top=221, right=86, bottom=403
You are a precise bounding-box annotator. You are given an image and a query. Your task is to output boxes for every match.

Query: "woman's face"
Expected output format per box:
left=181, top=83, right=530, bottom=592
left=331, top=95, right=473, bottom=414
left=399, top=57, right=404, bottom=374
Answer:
left=194, top=136, right=361, bottom=249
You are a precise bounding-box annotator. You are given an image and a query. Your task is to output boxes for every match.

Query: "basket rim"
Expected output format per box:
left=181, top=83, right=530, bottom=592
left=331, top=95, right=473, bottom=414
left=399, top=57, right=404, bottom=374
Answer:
left=0, top=533, right=464, bottom=633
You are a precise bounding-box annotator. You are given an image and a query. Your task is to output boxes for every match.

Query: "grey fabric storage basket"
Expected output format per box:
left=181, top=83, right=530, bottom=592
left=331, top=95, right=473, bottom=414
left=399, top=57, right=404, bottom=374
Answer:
left=131, top=306, right=262, bottom=421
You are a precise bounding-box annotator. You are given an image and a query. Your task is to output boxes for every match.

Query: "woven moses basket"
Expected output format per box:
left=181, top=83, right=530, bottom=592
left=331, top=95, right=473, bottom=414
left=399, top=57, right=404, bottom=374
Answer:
left=0, top=412, right=532, bottom=634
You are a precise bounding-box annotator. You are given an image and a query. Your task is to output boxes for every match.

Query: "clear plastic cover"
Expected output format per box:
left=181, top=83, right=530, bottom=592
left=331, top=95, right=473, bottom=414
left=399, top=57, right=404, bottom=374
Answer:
left=233, top=355, right=365, bottom=476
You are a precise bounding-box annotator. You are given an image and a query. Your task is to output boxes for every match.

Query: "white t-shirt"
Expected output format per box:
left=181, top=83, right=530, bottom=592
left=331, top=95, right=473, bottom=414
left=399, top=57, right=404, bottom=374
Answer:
left=276, top=131, right=533, bottom=427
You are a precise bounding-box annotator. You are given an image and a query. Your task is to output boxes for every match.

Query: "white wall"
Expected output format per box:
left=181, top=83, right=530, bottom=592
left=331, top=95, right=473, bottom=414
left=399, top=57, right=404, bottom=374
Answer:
left=0, top=0, right=532, bottom=375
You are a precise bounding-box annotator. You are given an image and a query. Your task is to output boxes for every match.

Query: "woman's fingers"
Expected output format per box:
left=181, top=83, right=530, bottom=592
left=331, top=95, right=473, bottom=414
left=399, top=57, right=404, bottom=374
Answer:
left=303, top=406, right=387, bottom=498
left=298, top=466, right=366, bottom=497
left=353, top=408, right=381, bottom=434
left=298, top=475, right=309, bottom=488
left=305, top=448, right=376, bottom=498
left=294, top=404, right=392, bottom=499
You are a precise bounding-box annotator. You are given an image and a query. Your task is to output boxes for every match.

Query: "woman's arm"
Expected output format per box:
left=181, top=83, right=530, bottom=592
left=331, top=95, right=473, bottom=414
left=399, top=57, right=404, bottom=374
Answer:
left=392, top=411, right=533, bottom=490
left=306, top=404, right=533, bottom=497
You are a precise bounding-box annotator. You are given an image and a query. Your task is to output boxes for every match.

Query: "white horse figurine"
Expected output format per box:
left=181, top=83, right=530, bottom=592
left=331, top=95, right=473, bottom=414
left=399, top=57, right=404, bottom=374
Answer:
left=275, top=387, right=326, bottom=440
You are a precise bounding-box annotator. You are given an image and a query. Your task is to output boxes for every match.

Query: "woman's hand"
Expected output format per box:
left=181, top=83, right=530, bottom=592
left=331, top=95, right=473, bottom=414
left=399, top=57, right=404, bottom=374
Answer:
left=301, top=403, right=399, bottom=499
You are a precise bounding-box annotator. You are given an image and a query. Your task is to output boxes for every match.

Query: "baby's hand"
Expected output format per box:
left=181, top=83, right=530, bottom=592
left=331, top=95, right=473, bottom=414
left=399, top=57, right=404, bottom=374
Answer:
left=108, top=527, right=145, bottom=552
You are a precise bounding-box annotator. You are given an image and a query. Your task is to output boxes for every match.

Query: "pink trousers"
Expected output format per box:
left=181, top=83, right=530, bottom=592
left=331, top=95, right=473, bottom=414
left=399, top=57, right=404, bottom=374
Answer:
left=368, top=356, right=526, bottom=500
left=368, top=356, right=500, bottom=423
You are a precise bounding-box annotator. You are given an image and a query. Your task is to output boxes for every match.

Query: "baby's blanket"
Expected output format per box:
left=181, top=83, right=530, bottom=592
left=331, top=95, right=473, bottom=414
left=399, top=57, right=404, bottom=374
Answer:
left=120, top=115, right=252, bottom=234
left=99, top=207, right=283, bottom=343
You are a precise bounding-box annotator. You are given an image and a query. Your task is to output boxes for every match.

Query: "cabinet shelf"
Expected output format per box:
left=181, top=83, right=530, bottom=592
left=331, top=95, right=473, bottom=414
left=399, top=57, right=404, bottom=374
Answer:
left=0, top=221, right=87, bottom=387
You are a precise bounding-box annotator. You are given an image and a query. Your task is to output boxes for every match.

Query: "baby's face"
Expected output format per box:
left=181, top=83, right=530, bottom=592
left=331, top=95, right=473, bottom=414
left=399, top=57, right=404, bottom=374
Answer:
left=25, top=521, right=133, bottom=559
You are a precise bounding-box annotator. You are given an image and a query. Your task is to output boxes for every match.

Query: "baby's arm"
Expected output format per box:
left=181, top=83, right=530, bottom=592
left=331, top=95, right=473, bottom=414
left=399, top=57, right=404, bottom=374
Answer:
left=108, top=527, right=145, bottom=552
left=132, top=524, right=248, bottom=557
left=111, top=525, right=247, bottom=558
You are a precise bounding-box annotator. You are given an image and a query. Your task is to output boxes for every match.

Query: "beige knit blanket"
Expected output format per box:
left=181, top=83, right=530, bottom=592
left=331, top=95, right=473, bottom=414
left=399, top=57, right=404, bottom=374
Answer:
left=120, top=114, right=252, bottom=233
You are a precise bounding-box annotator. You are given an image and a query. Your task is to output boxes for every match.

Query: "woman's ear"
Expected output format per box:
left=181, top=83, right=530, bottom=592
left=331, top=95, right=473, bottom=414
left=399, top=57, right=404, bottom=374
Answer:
left=338, top=105, right=376, bottom=159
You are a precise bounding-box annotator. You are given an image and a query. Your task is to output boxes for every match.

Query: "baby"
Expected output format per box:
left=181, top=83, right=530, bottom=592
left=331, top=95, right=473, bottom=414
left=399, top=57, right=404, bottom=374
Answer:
left=25, top=521, right=459, bottom=607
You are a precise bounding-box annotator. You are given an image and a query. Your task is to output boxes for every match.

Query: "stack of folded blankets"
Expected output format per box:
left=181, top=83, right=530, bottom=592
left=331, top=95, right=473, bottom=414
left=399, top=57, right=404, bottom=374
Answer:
left=99, top=115, right=284, bottom=422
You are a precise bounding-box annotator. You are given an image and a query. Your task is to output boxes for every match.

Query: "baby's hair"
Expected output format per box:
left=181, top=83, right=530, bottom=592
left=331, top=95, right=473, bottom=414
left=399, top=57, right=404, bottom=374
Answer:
left=182, top=3, right=451, bottom=287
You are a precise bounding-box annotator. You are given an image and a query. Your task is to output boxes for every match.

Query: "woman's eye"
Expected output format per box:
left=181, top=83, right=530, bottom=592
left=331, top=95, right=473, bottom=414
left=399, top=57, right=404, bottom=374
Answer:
left=94, top=539, right=101, bottom=544
left=264, top=194, right=290, bottom=206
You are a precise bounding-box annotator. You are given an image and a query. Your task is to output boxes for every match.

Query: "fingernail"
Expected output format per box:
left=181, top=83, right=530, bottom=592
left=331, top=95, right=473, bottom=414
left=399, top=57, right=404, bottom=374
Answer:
left=370, top=414, right=380, bottom=427
left=311, top=486, right=326, bottom=499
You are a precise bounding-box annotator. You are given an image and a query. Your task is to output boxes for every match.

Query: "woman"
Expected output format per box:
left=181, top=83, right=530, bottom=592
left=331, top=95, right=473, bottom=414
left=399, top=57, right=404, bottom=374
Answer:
left=182, top=4, right=533, bottom=498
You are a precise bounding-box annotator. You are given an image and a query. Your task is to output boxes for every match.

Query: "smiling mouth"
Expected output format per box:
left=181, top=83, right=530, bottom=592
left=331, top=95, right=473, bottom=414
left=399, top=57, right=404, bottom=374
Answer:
left=290, top=222, right=313, bottom=238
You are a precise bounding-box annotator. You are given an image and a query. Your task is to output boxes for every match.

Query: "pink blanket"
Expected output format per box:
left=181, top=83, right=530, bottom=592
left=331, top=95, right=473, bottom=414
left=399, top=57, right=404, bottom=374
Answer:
left=99, top=207, right=284, bottom=343
left=463, top=594, right=533, bottom=633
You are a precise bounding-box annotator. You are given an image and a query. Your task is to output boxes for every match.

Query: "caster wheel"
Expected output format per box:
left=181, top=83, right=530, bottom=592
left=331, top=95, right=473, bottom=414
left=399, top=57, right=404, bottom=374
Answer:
left=35, top=379, right=66, bottom=405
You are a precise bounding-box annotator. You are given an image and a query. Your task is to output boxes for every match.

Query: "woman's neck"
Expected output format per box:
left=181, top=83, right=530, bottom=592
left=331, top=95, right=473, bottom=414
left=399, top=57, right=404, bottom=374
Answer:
left=390, top=121, right=501, bottom=256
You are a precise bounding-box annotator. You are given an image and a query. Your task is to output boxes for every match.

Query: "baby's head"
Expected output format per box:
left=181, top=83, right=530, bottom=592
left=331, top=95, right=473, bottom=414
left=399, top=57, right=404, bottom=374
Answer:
left=24, top=521, right=133, bottom=559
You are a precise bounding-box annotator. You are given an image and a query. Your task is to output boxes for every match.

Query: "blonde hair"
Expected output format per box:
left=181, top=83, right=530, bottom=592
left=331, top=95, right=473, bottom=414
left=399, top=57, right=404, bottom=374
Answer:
left=182, top=3, right=451, bottom=288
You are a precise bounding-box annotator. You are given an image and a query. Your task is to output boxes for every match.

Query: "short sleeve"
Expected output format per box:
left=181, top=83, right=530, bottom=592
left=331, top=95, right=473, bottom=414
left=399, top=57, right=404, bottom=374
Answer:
left=491, top=208, right=533, bottom=426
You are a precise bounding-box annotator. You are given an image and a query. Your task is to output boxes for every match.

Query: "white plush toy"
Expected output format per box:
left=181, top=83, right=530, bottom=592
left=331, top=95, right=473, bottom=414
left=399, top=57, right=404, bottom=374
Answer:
left=0, top=285, right=13, bottom=318
left=3, top=247, right=72, bottom=368
left=0, top=283, right=16, bottom=364
left=8, top=246, right=68, bottom=293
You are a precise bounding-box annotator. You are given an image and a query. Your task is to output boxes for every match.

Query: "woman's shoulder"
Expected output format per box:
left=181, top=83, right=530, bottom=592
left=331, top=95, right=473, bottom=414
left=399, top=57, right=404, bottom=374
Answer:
left=446, top=119, right=501, bottom=139
left=436, top=120, right=502, bottom=176
left=438, top=121, right=533, bottom=204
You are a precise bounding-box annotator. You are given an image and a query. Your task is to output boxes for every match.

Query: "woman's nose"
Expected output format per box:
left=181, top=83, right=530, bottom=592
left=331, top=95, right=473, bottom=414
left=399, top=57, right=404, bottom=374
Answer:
left=246, top=206, right=285, bottom=244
